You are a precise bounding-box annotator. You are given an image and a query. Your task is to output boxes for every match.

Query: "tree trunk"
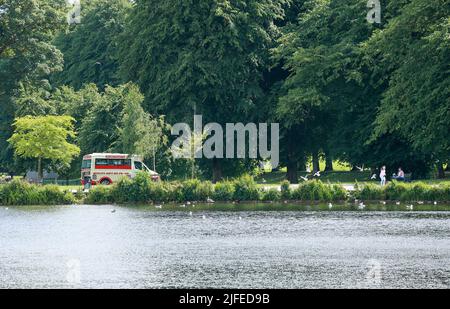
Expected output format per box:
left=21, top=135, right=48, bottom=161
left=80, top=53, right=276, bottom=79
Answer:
left=437, top=164, right=446, bottom=179
left=212, top=159, right=223, bottom=183
left=324, top=151, right=333, bottom=172
left=286, top=130, right=299, bottom=184
left=312, top=152, right=320, bottom=173
left=287, top=159, right=298, bottom=184
left=298, top=160, right=306, bottom=172
left=37, top=157, right=43, bottom=184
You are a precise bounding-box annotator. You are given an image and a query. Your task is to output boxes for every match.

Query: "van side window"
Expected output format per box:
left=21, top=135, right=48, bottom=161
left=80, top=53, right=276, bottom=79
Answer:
left=134, top=161, right=143, bottom=170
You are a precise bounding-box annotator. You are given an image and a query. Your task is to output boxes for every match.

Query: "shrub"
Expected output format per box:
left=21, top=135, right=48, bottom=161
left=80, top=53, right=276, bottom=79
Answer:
left=181, top=179, right=214, bottom=201
left=85, top=186, right=112, bottom=204
left=330, top=184, right=349, bottom=201
left=291, top=180, right=345, bottom=201
left=233, top=175, right=260, bottom=201
left=213, top=181, right=235, bottom=201
left=110, top=177, right=134, bottom=203
left=0, top=180, right=75, bottom=206
left=280, top=180, right=291, bottom=200
left=292, top=180, right=331, bottom=201
left=355, top=183, right=385, bottom=200
left=356, top=181, right=450, bottom=202
left=261, top=188, right=281, bottom=201
left=39, top=185, right=76, bottom=205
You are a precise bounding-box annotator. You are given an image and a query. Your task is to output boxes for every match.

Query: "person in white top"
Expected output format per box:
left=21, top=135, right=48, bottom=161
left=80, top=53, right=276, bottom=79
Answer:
left=380, top=166, right=387, bottom=186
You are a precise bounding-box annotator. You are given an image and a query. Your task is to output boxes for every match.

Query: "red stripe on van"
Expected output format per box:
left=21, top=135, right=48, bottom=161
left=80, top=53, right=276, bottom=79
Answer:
left=95, top=165, right=132, bottom=170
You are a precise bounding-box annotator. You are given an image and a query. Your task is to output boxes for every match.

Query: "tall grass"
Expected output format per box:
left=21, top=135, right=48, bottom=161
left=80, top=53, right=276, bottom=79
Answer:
left=291, top=180, right=348, bottom=202
left=85, top=174, right=349, bottom=204
left=355, top=181, right=450, bottom=201
left=0, top=180, right=76, bottom=206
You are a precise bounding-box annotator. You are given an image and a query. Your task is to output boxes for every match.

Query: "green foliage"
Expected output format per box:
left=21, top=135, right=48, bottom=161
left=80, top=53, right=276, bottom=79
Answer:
left=356, top=181, right=450, bottom=202
left=354, top=183, right=385, bottom=201
left=8, top=115, right=80, bottom=174
left=0, top=180, right=75, bottom=205
left=109, top=177, right=133, bottom=204
left=78, top=83, right=142, bottom=154
left=368, top=0, right=450, bottom=162
left=118, top=0, right=287, bottom=123
left=291, top=180, right=345, bottom=201
left=181, top=179, right=214, bottom=202
left=0, top=0, right=67, bottom=171
left=280, top=180, right=291, bottom=199
left=53, top=0, right=131, bottom=89
left=233, top=175, right=260, bottom=201
left=84, top=186, right=112, bottom=204
left=261, top=189, right=282, bottom=202
left=213, top=181, right=235, bottom=201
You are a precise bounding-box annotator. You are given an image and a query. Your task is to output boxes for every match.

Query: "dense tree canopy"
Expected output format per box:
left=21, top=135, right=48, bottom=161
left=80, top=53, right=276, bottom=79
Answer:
left=53, top=0, right=131, bottom=89
left=0, top=0, right=448, bottom=181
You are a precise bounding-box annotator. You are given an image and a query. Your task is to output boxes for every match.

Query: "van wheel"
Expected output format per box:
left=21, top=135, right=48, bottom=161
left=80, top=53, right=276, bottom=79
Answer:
left=100, top=179, right=111, bottom=186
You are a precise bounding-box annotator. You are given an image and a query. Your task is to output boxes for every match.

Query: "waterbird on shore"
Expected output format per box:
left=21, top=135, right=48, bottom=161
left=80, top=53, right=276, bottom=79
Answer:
left=434, top=201, right=438, bottom=205
left=380, top=201, right=387, bottom=205
left=358, top=202, right=366, bottom=210
left=155, top=205, right=162, bottom=209
left=396, top=202, right=401, bottom=205
left=417, top=201, right=424, bottom=205
left=180, top=204, right=186, bottom=208
left=186, top=201, right=191, bottom=205
left=328, top=203, right=333, bottom=209
left=406, top=205, right=414, bottom=211
left=206, top=198, right=215, bottom=204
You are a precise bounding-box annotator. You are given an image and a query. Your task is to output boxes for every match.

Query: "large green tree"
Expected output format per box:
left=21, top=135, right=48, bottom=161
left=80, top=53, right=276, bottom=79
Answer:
left=272, top=0, right=375, bottom=181
left=0, top=0, right=66, bottom=172
left=53, top=0, right=131, bottom=89
left=366, top=0, right=450, bottom=177
left=118, top=0, right=287, bottom=181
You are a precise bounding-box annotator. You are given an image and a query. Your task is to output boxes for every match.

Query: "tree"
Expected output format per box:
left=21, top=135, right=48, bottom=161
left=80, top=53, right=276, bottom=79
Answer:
left=366, top=0, right=450, bottom=178
left=78, top=83, right=135, bottom=154
left=272, top=0, right=375, bottom=180
left=118, top=87, right=167, bottom=172
left=8, top=115, right=80, bottom=181
left=53, top=0, right=131, bottom=89
left=118, top=0, right=288, bottom=181
left=0, top=0, right=66, bottom=171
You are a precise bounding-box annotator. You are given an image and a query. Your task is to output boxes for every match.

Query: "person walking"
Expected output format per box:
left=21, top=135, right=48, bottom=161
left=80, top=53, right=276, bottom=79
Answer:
left=380, top=166, right=387, bottom=186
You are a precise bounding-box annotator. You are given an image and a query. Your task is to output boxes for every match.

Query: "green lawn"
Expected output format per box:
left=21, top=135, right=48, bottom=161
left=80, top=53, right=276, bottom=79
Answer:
left=255, top=170, right=450, bottom=186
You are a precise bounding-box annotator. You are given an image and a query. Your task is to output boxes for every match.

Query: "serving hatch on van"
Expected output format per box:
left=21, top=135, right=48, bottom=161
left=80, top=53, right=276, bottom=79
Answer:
left=81, top=153, right=160, bottom=186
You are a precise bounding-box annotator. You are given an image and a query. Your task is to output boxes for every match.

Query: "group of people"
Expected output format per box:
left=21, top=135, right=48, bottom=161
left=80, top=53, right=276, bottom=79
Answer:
left=379, top=166, right=406, bottom=186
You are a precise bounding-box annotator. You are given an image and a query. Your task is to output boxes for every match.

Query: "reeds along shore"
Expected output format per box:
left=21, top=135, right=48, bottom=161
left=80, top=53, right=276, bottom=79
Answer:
left=1, top=175, right=449, bottom=206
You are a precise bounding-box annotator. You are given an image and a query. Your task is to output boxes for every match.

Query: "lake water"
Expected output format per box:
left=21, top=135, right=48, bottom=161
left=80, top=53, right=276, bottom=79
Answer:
left=0, top=204, right=449, bottom=289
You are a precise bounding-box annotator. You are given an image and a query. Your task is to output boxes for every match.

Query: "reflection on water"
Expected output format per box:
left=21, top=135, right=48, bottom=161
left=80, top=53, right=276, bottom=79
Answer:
left=0, top=204, right=449, bottom=289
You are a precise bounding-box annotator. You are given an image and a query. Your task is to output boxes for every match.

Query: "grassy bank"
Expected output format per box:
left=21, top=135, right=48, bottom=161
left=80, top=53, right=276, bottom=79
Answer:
left=0, top=180, right=77, bottom=206
left=355, top=181, right=450, bottom=202
left=85, top=174, right=348, bottom=205
left=1, top=175, right=449, bottom=206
